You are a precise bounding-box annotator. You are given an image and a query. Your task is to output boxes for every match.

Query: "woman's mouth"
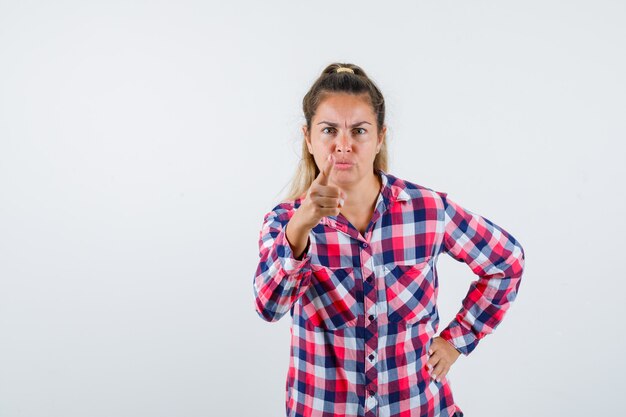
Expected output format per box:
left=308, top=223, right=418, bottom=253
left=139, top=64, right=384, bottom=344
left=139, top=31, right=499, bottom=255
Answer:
left=335, top=162, right=353, bottom=170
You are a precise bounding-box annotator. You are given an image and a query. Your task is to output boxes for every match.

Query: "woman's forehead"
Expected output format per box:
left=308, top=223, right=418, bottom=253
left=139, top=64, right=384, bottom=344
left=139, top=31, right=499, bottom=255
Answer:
left=315, top=94, right=375, bottom=121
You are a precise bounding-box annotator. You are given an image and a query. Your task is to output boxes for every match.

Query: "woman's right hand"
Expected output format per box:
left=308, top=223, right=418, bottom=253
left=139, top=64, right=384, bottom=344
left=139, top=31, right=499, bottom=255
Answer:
left=296, top=154, right=346, bottom=229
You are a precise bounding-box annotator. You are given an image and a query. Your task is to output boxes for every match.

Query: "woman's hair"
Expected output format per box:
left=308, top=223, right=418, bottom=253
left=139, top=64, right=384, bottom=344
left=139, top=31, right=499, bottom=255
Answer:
left=284, top=62, right=388, bottom=201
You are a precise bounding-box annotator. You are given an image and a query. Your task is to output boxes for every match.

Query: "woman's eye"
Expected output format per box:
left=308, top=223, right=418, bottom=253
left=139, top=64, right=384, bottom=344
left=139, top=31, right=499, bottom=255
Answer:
left=321, top=127, right=366, bottom=135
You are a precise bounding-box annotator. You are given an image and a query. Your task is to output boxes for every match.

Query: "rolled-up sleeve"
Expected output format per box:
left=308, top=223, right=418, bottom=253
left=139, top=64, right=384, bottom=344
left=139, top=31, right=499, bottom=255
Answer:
left=253, top=204, right=313, bottom=323
left=437, top=192, right=526, bottom=356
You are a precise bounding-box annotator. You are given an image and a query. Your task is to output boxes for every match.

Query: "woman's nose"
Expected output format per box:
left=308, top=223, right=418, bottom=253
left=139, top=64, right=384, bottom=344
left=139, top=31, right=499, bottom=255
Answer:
left=335, top=133, right=352, bottom=153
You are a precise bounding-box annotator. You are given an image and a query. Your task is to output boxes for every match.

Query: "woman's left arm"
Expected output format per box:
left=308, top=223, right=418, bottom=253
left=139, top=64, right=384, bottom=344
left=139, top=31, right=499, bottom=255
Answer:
left=436, top=192, right=526, bottom=357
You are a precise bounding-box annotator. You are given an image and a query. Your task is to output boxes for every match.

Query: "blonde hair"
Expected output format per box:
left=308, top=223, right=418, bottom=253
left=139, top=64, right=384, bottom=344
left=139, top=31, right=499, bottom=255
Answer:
left=284, top=63, right=389, bottom=201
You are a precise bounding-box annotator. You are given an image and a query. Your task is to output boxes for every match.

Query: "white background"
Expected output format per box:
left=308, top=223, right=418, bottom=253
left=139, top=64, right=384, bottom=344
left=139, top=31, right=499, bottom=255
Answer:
left=1, top=1, right=624, bottom=416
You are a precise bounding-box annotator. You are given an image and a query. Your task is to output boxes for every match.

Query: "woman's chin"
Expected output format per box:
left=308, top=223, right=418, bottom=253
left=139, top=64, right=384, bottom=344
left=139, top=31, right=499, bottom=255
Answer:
left=330, top=178, right=359, bottom=190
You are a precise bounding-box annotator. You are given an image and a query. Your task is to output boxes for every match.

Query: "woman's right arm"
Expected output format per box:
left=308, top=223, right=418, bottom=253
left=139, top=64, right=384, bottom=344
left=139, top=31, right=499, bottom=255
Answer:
left=253, top=205, right=314, bottom=323
left=253, top=155, right=343, bottom=322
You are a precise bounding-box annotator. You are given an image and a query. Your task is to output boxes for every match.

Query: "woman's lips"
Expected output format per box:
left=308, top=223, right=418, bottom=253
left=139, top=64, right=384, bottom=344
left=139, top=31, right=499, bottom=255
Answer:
left=334, top=162, right=353, bottom=170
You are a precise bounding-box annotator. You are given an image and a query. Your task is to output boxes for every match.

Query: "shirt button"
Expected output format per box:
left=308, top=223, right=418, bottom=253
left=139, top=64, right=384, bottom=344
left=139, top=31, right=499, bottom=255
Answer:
left=361, top=242, right=368, bottom=248
left=368, top=314, right=375, bottom=321
left=369, top=354, right=375, bottom=361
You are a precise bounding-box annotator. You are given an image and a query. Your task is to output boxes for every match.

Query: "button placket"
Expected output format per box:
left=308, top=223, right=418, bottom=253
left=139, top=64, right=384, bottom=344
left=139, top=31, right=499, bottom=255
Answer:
left=360, top=239, right=378, bottom=416
left=365, top=393, right=377, bottom=411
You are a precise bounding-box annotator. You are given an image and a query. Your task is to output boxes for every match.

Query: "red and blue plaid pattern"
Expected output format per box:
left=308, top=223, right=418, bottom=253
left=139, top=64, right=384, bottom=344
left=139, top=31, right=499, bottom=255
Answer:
left=253, top=170, right=525, bottom=417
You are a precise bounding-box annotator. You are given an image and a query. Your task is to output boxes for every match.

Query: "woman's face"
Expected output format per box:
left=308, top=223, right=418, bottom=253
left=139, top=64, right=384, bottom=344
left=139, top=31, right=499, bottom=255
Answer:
left=303, top=92, right=386, bottom=190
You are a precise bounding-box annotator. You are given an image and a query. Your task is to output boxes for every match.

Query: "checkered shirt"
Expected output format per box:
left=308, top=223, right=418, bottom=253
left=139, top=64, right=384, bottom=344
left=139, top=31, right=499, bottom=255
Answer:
left=253, top=169, right=525, bottom=417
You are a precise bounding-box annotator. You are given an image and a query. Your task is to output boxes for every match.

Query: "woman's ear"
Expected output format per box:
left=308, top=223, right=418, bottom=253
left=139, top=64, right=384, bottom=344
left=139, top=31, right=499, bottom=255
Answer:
left=377, top=125, right=387, bottom=152
left=303, top=125, right=313, bottom=154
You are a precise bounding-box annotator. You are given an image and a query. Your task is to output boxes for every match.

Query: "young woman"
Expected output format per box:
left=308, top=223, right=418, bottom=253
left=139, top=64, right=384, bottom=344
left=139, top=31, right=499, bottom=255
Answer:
left=253, top=63, right=525, bottom=417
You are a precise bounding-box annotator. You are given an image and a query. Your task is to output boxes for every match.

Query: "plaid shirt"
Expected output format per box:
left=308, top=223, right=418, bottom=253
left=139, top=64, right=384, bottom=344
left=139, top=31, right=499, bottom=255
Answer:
left=253, top=170, right=525, bottom=417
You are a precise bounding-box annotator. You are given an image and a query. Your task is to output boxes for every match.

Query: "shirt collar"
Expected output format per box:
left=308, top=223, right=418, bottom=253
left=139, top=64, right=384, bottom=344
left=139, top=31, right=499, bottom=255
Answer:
left=378, top=169, right=412, bottom=203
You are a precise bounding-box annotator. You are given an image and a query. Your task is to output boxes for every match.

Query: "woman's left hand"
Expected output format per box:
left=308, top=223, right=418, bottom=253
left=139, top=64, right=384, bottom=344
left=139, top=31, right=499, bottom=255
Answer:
left=426, top=336, right=462, bottom=382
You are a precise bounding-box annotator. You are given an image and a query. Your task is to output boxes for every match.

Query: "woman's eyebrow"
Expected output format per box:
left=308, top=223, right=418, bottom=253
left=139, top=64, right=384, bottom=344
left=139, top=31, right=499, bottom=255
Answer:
left=317, top=121, right=372, bottom=127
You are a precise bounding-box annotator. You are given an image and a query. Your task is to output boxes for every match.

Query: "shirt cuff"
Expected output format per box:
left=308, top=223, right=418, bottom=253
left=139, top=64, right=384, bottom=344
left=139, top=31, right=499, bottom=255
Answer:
left=439, top=317, right=480, bottom=356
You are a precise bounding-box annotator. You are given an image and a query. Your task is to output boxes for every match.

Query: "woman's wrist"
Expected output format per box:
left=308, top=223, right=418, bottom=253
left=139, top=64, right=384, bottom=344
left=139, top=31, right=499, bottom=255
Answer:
left=292, top=205, right=316, bottom=230
left=285, top=209, right=314, bottom=259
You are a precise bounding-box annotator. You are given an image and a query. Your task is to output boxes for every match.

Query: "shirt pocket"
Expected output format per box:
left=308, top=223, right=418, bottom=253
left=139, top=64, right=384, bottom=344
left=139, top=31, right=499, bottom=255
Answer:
left=384, top=256, right=436, bottom=324
left=300, top=264, right=358, bottom=331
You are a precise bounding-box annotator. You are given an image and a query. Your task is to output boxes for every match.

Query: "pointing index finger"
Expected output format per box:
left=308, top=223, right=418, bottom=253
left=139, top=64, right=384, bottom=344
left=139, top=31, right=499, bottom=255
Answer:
left=316, top=154, right=335, bottom=186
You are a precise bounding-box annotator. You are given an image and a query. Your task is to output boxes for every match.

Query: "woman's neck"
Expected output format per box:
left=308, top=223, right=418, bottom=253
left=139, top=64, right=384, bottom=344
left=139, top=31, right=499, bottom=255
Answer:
left=338, top=172, right=382, bottom=213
